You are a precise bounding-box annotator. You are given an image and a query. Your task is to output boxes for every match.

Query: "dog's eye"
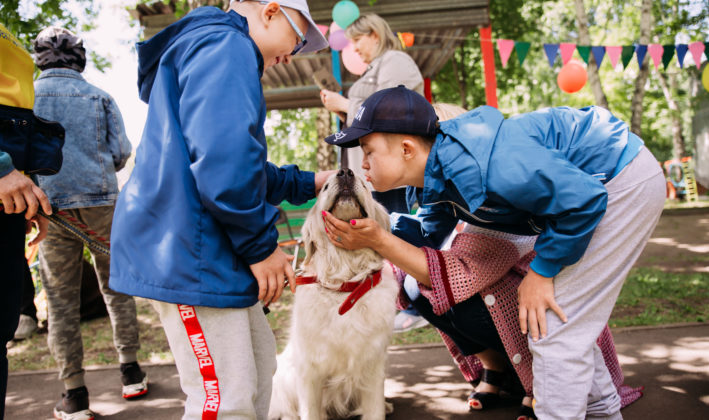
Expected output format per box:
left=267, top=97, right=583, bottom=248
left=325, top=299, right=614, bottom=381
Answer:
left=323, top=184, right=329, bottom=191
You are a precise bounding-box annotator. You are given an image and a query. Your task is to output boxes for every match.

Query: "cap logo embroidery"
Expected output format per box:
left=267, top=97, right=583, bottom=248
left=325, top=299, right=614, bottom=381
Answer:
left=334, top=132, right=347, bottom=141
left=354, top=106, right=365, bottom=122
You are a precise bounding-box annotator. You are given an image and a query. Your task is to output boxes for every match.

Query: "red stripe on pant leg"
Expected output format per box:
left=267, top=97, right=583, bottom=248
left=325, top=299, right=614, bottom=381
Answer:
left=178, top=304, right=220, bottom=420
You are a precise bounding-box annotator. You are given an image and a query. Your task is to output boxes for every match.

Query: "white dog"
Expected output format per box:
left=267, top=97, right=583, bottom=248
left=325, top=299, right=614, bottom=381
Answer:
left=268, top=169, right=399, bottom=420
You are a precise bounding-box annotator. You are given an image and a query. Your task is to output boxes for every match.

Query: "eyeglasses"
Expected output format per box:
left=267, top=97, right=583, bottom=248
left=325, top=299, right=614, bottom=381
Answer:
left=253, top=1, right=308, bottom=55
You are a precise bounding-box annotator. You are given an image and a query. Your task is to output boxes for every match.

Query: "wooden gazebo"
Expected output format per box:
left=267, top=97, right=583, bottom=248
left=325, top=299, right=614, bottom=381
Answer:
left=131, top=0, right=490, bottom=110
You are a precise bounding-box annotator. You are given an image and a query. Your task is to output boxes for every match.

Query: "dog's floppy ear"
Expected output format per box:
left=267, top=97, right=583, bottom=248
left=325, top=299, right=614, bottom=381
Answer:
left=301, top=205, right=320, bottom=267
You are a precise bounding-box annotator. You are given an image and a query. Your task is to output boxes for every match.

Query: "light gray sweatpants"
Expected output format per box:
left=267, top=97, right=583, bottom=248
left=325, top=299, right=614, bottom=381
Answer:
left=529, top=147, right=666, bottom=420
left=152, top=301, right=276, bottom=420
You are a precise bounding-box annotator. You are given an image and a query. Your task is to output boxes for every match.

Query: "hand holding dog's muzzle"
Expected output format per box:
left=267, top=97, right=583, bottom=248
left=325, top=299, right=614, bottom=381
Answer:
left=322, top=211, right=384, bottom=252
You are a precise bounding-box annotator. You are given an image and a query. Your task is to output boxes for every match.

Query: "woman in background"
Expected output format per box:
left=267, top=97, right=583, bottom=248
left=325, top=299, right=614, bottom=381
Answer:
left=320, top=13, right=427, bottom=332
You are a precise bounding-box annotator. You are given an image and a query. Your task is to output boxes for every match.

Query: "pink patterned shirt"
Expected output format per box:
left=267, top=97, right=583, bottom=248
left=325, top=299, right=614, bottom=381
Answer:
left=394, top=226, right=642, bottom=407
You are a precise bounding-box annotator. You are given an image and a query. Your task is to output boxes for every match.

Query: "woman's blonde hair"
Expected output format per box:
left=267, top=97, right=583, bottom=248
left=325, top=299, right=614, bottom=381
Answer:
left=432, top=103, right=468, bottom=121
left=345, top=13, right=402, bottom=59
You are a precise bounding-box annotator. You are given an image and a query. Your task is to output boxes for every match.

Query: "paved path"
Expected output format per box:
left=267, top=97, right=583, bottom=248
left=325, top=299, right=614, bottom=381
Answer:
left=6, top=324, right=709, bottom=419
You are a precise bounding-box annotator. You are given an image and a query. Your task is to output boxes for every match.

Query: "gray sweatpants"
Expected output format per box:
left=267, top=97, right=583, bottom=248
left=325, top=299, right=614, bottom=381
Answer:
left=152, top=301, right=276, bottom=420
left=529, top=147, right=666, bottom=420
left=39, top=205, right=140, bottom=390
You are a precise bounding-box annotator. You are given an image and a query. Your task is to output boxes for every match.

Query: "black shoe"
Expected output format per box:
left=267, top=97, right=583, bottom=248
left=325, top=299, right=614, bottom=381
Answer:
left=120, top=361, right=149, bottom=399
left=468, top=369, right=505, bottom=411
left=53, top=386, right=94, bottom=420
left=517, top=403, right=538, bottom=420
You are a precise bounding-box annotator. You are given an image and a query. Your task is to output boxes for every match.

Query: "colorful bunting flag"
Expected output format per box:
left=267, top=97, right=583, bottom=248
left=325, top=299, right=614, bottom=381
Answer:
left=675, top=44, right=688, bottom=68
left=648, top=44, right=663, bottom=70
left=543, top=43, right=560, bottom=68
left=515, top=41, right=531, bottom=66
left=635, top=44, right=648, bottom=68
left=560, top=43, right=576, bottom=64
left=621, top=45, right=635, bottom=69
left=591, top=46, right=605, bottom=69
left=661, top=45, right=675, bottom=70
left=689, top=41, right=705, bottom=69
left=606, top=46, right=622, bottom=69
left=577, top=45, right=591, bottom=64
left=464, top=37, right=708, bottom=74
left=497, top=39, right=515, bottom=68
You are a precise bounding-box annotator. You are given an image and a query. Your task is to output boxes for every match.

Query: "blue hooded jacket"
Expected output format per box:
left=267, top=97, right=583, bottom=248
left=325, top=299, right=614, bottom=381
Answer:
left=109, top=7, right=315, bottom=307
left=393, top=105, right=643, bottom=278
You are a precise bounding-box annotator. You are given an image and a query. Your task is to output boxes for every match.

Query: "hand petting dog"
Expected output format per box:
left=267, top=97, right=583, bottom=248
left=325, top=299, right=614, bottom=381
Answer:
left=321, top=211, right=383, bottom=251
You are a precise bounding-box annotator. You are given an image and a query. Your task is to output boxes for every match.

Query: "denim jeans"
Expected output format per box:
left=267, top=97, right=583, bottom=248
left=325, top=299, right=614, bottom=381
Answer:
left=404, top=275, right=505, bottom=356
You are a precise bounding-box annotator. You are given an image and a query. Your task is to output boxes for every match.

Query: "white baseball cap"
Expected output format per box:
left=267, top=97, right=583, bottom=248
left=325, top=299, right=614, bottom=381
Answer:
left=238, top=0, right=329, bottom=54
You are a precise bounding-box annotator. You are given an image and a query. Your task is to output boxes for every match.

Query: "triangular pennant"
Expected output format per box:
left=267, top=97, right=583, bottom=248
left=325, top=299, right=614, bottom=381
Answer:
left=497, top=39, right=515, bottom=68
left=661, top=45, right=675, bottom=70
left=543, top=43, right=560, bottom=68
left=688, top=41, right=705, bottom=69
left=635, top=45, right=648, bottom=68
left=559, top=43, right=576, bottom=64
left=577, top=46, right=591, bottom=64
left=606, top=46, right=622, bottom=69
left=621, top=45, right=635, bottom=69
left=591, top=46, right=605, bottom=69
left=515, top=41, right=531, bottom=66
left=675, top=44, right=688, bottom=68
left=648, top=44, right=663, bottom=70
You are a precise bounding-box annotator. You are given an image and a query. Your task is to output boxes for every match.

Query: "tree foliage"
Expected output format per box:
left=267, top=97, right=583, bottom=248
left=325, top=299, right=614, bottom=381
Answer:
left=265, top=108, right=321, bottom=172
left=0, top=0, right=98, bottom=49
left=1, top=0, right=106, bottom=70
left=432, top=0, right=709, bottom=162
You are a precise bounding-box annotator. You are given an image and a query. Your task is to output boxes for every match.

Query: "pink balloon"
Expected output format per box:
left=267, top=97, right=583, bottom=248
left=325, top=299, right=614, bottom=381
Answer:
left=342, top=42, right=367, bottom=75
left=328, top=29, right=349, bottom=51
left=329, top=21, right=341, bottom=34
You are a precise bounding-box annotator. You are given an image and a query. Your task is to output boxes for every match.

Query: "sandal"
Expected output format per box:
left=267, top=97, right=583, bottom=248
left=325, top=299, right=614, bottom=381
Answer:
left=516, top=403, right=537, bottom=420
left=467, top=369, right=505, bottom=411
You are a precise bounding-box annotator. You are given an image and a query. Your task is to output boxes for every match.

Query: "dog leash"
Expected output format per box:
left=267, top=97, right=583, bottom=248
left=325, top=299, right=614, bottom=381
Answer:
left=294, top=270, right=382, bottom=315
left=0, top=203, right=111, bottom=256
left=4, top=202, right=282, bottom=316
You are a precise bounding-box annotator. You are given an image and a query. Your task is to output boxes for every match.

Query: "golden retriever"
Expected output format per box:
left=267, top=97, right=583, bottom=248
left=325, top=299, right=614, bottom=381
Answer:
left=268, top=169, right=398, bottom=420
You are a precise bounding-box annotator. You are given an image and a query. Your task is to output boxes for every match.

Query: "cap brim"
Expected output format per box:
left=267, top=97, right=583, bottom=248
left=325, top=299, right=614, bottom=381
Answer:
left=324, top=126, right=372, bottom=148
left=299, top=13, right=329, bottom=54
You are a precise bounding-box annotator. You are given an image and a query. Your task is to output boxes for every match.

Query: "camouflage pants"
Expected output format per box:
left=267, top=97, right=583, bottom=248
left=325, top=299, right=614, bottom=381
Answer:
left=39, top=205, right=140, bottom=389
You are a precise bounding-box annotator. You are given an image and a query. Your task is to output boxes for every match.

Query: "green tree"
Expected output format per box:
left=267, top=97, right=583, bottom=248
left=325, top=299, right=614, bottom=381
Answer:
left=432, top=0, right=708, bottom=162
left=1, top=0, right=106, bottom=69
left=0, top=0, right=99, bottom=48
left=265, top=108, right=321, bottom=172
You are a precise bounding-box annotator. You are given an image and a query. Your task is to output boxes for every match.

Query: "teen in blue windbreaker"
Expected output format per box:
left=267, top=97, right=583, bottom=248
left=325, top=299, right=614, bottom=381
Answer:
left=322, top=86, right=666, bottom=419
left=109, top=2, right=329, bottom=418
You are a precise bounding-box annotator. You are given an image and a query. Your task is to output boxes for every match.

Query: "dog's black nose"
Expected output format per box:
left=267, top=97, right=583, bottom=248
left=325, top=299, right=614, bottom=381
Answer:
left=337, top=168, right=354, bottom=178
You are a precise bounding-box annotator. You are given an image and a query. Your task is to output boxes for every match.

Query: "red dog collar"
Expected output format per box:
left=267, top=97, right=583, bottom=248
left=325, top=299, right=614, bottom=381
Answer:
left=295, top=270, right=382, bottom=315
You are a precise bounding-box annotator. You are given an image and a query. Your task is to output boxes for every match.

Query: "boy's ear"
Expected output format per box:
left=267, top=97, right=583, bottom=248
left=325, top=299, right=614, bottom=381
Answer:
left=401, top=137, right=417, bottom=161
left=260, top=1, right=281, bottom=24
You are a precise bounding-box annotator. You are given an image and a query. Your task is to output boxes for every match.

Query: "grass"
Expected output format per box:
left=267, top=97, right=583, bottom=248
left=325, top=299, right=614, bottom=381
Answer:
left=609, top=267, right=709, bottom=327
left=8, top=267, right=708, bottom=372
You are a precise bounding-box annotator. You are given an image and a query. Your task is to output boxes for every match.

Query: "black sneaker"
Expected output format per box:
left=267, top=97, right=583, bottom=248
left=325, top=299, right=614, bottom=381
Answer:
left=120, top=362, right=149, bottom=399
left=53, top=386, right=94, bottom=420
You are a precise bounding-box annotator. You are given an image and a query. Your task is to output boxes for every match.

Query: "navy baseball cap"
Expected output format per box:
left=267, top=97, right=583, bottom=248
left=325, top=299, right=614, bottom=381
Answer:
left=324, top=85, right=439, bottom=148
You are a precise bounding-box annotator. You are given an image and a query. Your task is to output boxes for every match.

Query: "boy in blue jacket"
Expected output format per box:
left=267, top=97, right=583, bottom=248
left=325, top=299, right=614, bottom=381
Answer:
left=322, top=86, right=665, bottom=419
left=110, top=1, right=329, bottom=418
